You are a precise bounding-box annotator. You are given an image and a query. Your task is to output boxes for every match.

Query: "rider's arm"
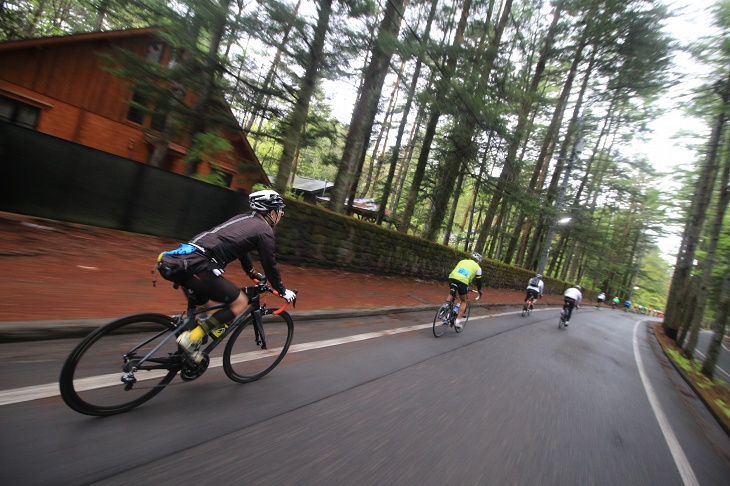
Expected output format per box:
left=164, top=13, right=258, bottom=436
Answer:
left=474, top=269, right=482, bottom=292
left=239, top=253, right=256, bottom=276
left=256, top=227, right=286, bottom=295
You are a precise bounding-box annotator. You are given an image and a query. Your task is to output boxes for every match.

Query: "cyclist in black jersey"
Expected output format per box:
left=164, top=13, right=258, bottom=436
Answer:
left=161, top=190, right=296, bottom=363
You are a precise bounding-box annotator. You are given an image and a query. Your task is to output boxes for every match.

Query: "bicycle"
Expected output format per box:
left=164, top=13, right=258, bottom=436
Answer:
left=433, top=284, right=476, bottom=337
left=521, top=296, right=536, bottom=317
left=558, top=300, right=571, bottom=329
left=59, top=279, right=296, bottom=416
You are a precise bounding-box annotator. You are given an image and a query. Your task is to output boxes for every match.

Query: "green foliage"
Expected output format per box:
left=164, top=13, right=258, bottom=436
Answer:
left=186, top=131, right=233, bottom=165
left=631, top=249, right=672, bottom=310
left=716, top=399, right=730, bottom=421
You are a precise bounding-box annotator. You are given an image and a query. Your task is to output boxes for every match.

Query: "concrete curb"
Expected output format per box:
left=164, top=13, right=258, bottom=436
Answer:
left=0, top=301, right=529, bottom=342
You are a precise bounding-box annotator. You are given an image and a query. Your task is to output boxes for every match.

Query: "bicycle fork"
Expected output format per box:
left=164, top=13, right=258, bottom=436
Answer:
left=253, top=309, right=267, bottom=349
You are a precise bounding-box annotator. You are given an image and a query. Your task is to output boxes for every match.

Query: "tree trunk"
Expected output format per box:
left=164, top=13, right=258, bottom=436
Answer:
left=329, top=0, right=406, bottom=214
left=376, top=0, right=438, bottom=225
left=474, top=0, right=561, bottom=253
left=663, top=73, right=730, bottom=340
left=274, top=0, right=333, bottom=193
left=244, top=0, right=302, bottom=134
left=185, top=0, right=232, bottom=176
left=398, top=0, right=472, bottom=232
left=684, top=126, right=730, bottom=358
left=700, top=263, right=730, bottom=378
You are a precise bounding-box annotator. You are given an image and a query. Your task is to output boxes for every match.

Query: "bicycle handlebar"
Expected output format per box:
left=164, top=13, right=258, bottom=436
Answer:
left=252, top=279, right=298, bottom=315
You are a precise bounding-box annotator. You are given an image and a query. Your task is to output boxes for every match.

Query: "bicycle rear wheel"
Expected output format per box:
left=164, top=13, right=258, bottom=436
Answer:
left=455, top=301, right=470, bottom=333
left=558, top=311, right=565, bottom=329
left=59, top=313, right=181, bottom=416
left=433, top=302, right=450, bottom=337
left=521, top=304, right=528, bottom=317
left=223, top=310, right=294, bottom=383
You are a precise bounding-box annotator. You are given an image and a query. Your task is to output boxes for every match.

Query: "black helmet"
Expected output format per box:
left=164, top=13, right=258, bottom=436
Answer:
left=249, top=190, right=285, bottom=211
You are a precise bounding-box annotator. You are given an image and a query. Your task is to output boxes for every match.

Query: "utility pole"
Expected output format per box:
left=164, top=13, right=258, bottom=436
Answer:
left=537, top=131, right=584, bottom=275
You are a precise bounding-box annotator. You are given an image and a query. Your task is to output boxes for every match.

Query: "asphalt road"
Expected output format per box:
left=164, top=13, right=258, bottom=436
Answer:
left=1, top=306, right=729, bottom=485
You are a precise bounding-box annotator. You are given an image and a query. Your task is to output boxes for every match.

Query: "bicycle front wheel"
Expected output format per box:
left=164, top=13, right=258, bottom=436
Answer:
left=59, top=313, right=181, bottom=416
left=455, top=301, right=470, bottom=333
left=433, top=303, right=450, bottom=337
left=223, top=310, right=294, bottom=383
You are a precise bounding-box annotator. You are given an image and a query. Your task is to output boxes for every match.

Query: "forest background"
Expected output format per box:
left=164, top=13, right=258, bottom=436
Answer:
left=0, top=0, right=728, bottom=374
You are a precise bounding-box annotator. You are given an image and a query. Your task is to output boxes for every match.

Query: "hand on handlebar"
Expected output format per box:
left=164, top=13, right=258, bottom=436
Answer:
left=283, top=289, right=297, bottom=302
left=249, top=271, right=265, bottom=282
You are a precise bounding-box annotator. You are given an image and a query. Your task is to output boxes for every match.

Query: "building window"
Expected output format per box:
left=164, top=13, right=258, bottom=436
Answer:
left=212, top=168, right=233, bottom=188
left=146, top=43, right=164, bottom=63
left=126, top=91, right=148, bottom=124
left=0, top=95, right=40, bottom=129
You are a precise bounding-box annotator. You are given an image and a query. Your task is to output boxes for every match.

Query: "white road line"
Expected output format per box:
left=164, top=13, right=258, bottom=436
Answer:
left=0, top=308, right=541, bottom=407
left=633, top=321, right=699, bottom=486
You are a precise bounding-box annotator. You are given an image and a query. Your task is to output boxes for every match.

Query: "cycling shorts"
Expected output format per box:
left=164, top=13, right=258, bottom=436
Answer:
left=182, top=269, right=241, bottom=305
left=448, top=278, right=469, bottom=297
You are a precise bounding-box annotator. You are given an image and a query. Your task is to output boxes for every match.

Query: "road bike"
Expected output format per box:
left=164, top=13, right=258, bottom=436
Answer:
left=59, top=279, right=296, bottom=416
left=558, top=300, right=571, bottom=329
left=433, top=284, right=476, bottom=337
left=521, top=296, right=536, bottom=317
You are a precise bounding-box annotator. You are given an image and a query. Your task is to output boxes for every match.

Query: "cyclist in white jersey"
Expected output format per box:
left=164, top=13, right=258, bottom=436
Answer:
left=562, top=285, right=583, bottom=325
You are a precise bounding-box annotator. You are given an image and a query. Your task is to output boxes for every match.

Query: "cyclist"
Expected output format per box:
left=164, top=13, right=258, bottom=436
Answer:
left=157, top=189, right=296, bottom=363
left=624, top=299, right=631, bottom=312
left=597, top=291, right=606, bottom=306
left=562, top=284, right=583, bottom=326
left=447, top=252, right=483, bottom=330
left=525, top=273, right=544, bottom=306
left=611, top=296, right=620, bottom=309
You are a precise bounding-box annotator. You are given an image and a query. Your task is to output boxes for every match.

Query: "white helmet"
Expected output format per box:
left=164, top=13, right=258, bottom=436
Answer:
left=471, top=252, right=483, bottom=263
left=249, top=190, right=285, bottom=211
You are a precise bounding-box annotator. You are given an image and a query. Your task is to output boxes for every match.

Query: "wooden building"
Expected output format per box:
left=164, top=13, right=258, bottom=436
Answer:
left=0, top=28, right=268, bottom=192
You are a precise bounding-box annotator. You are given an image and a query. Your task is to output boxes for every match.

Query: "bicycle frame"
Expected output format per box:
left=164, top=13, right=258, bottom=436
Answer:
left=123, top=282, right=288, bottom=376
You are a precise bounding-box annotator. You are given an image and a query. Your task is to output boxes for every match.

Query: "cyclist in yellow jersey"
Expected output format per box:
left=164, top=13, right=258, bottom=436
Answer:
left=447, top=252, right=483, bottom=329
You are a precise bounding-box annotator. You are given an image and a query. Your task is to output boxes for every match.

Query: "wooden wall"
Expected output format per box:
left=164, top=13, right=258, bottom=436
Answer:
left=0, top=30, right=266, bottom=192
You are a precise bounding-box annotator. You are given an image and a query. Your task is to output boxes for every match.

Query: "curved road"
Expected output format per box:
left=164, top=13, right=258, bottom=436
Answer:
left=1, top=306, right=729, bottom=485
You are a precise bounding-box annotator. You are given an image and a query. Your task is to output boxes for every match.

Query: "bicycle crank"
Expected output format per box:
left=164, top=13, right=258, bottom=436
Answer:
left=180, top=353, right=210, bottom=381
